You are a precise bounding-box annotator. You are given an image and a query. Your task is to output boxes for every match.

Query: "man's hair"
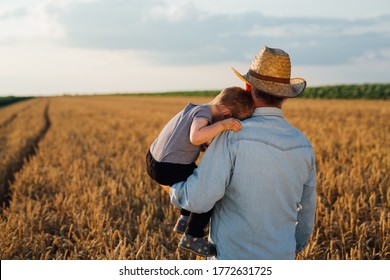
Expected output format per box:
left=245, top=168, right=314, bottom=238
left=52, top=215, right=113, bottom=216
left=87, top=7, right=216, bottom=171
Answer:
left=214, top=87, right=254, bottom=119
left=252, top=88, right=285, bottom=106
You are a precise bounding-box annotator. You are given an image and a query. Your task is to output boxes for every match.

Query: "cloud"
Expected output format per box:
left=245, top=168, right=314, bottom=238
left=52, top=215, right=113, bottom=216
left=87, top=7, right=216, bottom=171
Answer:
left=0, top=7, right=28, bottom=20
left=44, top=0, right=390, bottom=66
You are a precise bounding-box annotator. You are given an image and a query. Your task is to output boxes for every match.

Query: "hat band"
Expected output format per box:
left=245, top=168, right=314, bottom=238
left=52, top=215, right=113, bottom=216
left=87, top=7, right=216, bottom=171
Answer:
left=248, top=70, right=290, bottom=84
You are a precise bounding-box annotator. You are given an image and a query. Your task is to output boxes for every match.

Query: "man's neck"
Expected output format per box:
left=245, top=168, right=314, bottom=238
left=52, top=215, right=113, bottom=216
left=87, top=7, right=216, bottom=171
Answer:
left=253, top=99, right=282, bottom=109
left=251, top=91, right=285, bottom=109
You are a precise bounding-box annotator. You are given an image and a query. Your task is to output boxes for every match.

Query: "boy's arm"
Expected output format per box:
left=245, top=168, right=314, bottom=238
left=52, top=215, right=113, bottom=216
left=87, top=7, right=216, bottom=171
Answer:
left=189, top=117, right=242, bottom=146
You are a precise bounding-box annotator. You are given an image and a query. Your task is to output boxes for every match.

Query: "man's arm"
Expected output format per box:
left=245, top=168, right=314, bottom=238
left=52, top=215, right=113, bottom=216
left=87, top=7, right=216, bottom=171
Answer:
left=295, top=154, right=317, bottom=252
left=170, top=131, right=235, bottom=213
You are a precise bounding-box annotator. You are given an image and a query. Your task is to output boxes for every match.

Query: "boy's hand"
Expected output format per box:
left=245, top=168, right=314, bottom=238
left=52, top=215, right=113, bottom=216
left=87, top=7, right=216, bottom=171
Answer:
left=220, top=118, right=242, bottom=132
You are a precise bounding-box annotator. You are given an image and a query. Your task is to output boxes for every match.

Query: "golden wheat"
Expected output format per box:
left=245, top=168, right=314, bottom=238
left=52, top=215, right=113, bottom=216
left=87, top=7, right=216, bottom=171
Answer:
left=0, top=96, right=388, bottom=260
left=0, top=99, right=48, bottom=209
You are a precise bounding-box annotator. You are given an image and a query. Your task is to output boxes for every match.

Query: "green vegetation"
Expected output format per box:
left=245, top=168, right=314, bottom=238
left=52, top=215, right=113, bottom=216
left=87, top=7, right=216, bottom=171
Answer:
left=300, top=83, right=389, bottom=99
left=0, top=96, right=34, bottom=108
left=123, top=83, right=389, bottom=99
left=3, top=84, right=388, bottom=103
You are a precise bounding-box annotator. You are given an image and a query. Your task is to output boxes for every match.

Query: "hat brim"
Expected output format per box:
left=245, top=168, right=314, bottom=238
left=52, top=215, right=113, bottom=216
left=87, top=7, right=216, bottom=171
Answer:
left=231, top=67, right=306, bottom=98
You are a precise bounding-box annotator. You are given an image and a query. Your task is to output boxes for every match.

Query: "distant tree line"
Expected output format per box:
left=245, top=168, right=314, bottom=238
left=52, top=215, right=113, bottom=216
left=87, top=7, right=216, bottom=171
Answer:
left=0, top=96, right=34, bottom=108
left=2, top=84, right=389, bottom=103
left=130, top=83, right=389, bottom=99
left=299, top=83, right=389, bottom=99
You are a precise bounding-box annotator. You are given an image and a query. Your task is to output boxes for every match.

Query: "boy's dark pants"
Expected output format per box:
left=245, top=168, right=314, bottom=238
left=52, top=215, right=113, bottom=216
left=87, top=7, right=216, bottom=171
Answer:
left=146, top=150, right=212, bottom=238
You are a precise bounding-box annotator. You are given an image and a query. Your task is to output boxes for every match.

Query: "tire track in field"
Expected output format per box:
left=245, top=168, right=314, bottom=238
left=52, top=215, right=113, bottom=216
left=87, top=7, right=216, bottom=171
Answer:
left=0, top=104, right=33, bottom=152
left=1, top=101, right=51, bottom=209
left=0, top=113, right=18, bottom=129
left=0, top=103, right=34, bottom=129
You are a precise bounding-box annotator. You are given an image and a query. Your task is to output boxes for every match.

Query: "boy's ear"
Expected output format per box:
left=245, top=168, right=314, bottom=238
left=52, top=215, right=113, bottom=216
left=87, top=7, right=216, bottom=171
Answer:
left=219, top=105, right=232, bottom=119
left=221, top=112, right=232, bottom=119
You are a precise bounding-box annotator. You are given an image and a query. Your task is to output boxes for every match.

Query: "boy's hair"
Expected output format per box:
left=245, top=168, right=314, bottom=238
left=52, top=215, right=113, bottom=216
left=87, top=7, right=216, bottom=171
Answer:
left=214, top=87, right=254, bottom=119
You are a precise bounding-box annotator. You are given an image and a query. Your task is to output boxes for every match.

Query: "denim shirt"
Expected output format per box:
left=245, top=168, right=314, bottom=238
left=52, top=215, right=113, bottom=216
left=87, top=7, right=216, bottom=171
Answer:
left=171, top=107, right=316, bottom=260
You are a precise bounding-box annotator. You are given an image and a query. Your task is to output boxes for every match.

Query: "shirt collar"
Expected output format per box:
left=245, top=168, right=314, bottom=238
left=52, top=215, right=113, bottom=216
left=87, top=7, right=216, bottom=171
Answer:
left=252, top=107, right=284, bottom=118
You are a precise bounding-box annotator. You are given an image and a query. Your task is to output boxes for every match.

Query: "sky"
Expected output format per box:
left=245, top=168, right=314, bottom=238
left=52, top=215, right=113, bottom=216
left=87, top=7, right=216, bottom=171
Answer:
left=0, top=0, right=389, bottom=96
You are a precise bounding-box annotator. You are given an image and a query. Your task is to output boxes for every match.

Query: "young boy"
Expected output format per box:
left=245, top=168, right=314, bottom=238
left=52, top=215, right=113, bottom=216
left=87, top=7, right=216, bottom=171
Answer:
left=146, top=87, right=254, bottom=256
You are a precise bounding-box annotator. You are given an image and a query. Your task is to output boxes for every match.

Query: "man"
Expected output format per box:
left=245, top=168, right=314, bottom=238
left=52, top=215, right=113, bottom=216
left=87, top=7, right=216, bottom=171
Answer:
left=170, top=46, right=316, bottom=260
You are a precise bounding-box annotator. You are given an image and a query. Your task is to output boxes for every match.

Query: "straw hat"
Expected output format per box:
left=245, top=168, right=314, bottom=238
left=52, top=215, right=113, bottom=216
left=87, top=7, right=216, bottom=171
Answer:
left=232, top=46, right=306, bottom=98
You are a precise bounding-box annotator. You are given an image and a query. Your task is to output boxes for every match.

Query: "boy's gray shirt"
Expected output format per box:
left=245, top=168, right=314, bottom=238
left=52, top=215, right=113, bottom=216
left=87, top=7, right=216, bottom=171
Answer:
left=150, top=103, right=212, bottom=164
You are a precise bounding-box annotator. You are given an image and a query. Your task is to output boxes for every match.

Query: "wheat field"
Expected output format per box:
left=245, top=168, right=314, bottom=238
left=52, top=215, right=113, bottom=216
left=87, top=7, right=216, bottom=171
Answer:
left=0, top=96, right=388, bottom=260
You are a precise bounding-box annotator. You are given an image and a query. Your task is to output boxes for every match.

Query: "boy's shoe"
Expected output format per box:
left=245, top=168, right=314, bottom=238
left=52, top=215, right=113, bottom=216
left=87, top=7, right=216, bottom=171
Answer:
left=173, top=217, right=188, bottom=234
left=178, top=234, right=216, bottom=257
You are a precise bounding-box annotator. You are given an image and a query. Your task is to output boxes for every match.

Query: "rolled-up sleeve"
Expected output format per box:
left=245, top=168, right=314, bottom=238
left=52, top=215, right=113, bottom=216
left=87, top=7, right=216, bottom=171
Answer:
left=295, top=154, right=317, bottom=252
left=170, top=131, right=234, bottom=214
